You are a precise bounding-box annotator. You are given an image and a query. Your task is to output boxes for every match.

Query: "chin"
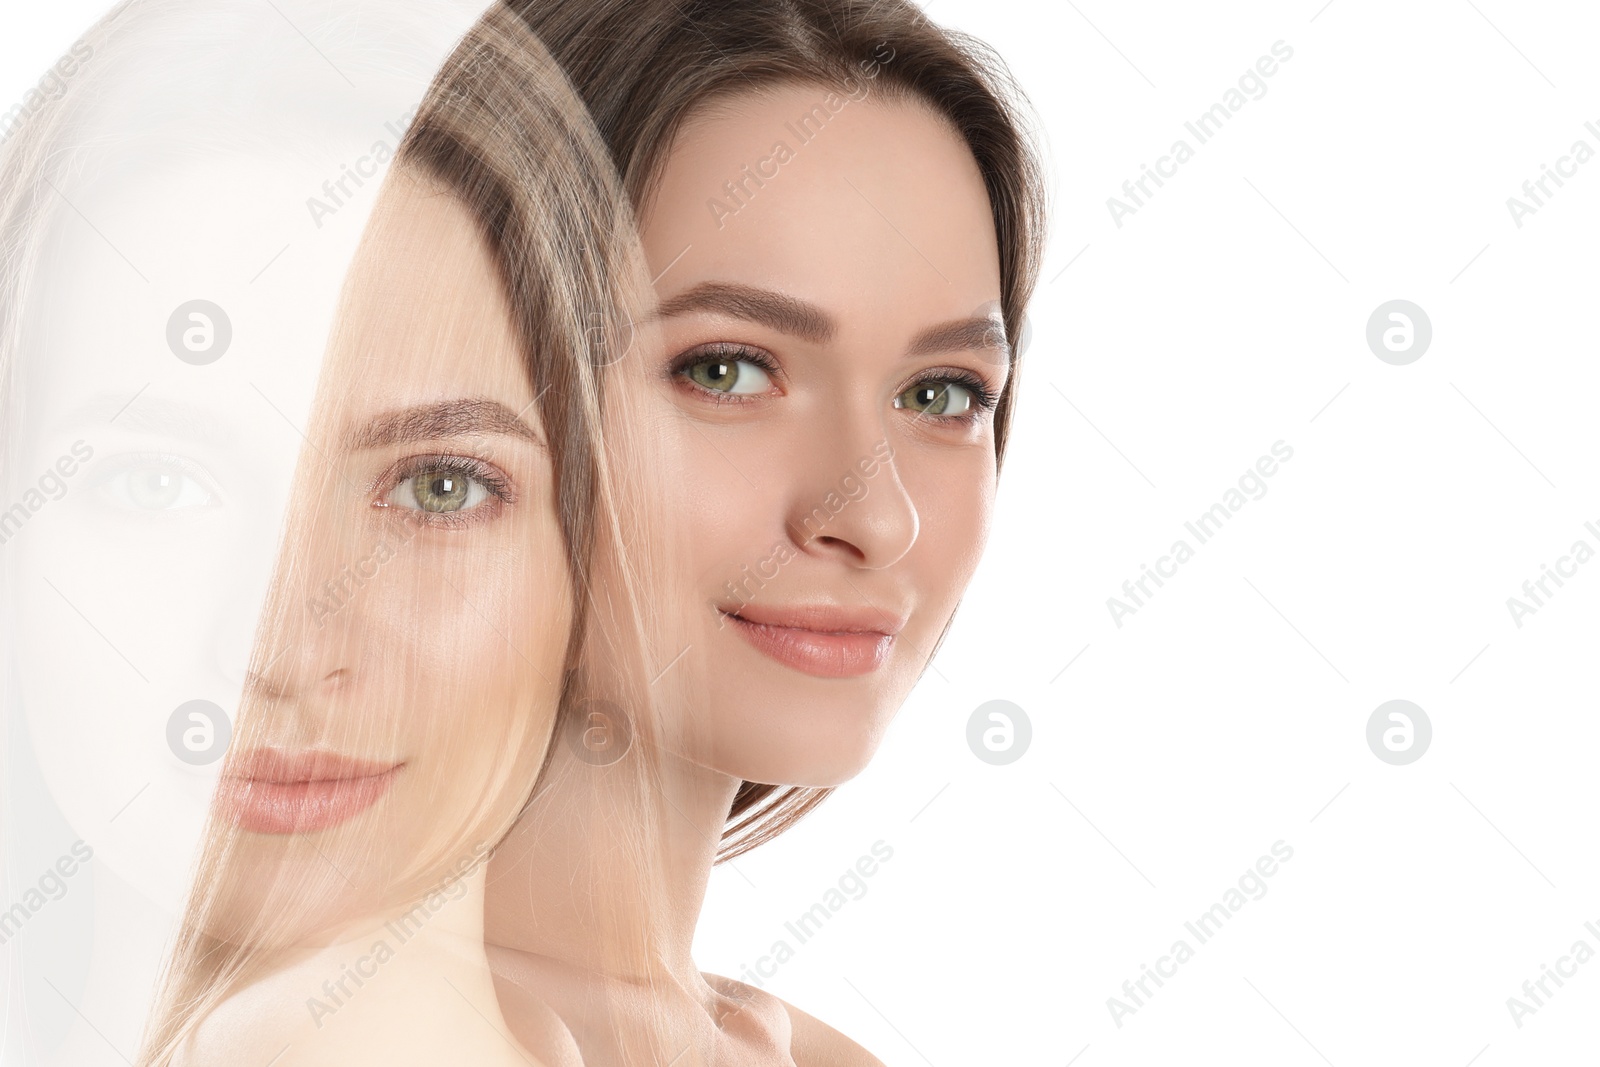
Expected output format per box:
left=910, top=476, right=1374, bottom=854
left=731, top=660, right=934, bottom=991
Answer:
left=703, top=707, right=890, bottom=789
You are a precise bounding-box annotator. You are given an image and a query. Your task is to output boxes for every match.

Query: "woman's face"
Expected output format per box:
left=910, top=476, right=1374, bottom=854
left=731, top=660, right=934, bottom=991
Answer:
left=639, top=83, right=1007, bottom=786
left=11, top=156, right=367, bottom=910
left=209, top=170, right=572, bottom=936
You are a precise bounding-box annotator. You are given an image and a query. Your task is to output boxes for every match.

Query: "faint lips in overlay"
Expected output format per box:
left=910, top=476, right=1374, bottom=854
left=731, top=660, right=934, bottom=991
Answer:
left=217, top=749, right=403, bottom=834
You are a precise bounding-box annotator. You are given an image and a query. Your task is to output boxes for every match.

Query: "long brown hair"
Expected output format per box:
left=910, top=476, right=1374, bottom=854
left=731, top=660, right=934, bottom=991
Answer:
left=506, top=0, right=1049, bottom=859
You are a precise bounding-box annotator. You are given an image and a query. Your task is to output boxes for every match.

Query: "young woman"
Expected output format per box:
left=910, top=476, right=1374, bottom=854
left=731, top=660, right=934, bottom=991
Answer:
left=0, top=2, right=516, bottom=1062
left=136, top=8, right=697, bottom=1064
left=481, top=1, right=1048, bottom=1063
left=2, top=2, right=685, bottom=1063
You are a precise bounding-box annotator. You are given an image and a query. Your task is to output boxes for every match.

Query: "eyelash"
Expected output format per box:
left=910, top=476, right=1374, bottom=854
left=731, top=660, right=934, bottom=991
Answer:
left=669, top=344, right=1001, bottom=423
left=909, top=368, right=1000, bottom=422
left=668, top=343, right=782, bottom=405
left=372, top=453, right=516, bottom=526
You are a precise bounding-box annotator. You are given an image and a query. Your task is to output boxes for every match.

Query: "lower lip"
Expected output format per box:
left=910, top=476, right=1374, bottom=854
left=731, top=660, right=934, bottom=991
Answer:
left=216, top=766, right=402, bottom=834
left=725, top=614, right=894, bottom=679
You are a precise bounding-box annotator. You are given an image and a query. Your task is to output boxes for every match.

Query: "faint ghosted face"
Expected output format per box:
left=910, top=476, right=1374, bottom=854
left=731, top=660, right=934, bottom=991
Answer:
left=638, top=82, right=1007, bottom=787
left=11, top=163, right=573, bottom=938
left=9, top=154, right=367, bottom=909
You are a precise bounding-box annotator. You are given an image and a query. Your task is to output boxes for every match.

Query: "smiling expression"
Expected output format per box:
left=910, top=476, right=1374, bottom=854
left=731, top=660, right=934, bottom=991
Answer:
left=639, top=83, right=1007, bottom=786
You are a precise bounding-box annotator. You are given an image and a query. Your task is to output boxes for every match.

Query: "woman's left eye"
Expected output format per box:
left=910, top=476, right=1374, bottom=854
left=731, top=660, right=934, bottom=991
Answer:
left=895, top=380, right=980, bottom=418
left=386, top=465, right=495, bottom=515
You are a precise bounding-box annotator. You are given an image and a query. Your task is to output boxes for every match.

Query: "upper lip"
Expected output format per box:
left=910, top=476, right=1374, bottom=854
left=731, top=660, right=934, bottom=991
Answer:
left=224, top=749, right=402, bottom=784
left=719, top=602, right=908, bottom=636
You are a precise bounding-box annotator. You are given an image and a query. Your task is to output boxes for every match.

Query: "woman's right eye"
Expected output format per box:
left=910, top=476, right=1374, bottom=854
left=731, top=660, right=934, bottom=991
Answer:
left=93, top=457, right=218, bottom=512
left=677, top=354, right=773, bottom=396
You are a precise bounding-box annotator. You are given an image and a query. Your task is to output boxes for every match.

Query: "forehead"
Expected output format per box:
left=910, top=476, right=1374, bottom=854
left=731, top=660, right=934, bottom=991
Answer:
left=640, top=81, right=1001, bottom=337
left=323, top=173, right=534, bottom=413
left=18, top=157, right=367, bottom=449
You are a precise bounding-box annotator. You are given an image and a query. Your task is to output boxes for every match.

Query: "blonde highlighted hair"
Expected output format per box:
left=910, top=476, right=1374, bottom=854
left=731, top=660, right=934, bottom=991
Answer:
left=86, top=4, right=687, bottom=1062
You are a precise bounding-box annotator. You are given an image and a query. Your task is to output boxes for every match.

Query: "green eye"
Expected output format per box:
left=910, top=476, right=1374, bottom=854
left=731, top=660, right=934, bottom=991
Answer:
left=389, top=467, right=491, bottom=514
left=896, top=381, right=977, bottom=417
left=682, top=358, right=772, bottom=395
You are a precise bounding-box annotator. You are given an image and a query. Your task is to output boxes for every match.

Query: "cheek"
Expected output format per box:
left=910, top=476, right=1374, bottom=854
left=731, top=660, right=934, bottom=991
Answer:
left=672, top=433, right=787, bottom=588
left=905, top=459, right=996, bottom=607
left=365, top=535, right=571, bottom=737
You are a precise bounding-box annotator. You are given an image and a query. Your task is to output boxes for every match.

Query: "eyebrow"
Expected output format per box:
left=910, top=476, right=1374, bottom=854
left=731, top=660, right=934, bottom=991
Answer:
left=905, top=317, right=1011, bottom=360
left=344, top=398, right=542, bottom=451
left=654, top=281, right=1010, bottom=360
left=655, top=282, right=834, bottom=344
left=56, top=393, right=235, bottom=444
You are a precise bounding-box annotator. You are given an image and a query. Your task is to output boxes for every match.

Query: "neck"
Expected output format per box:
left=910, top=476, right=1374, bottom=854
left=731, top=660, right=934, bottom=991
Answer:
left=483, top=740, right=741, bottom=987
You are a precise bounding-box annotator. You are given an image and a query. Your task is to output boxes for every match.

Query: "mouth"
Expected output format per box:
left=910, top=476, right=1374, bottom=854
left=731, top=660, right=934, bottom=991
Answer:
left=216, top=749, right=404, bottom=835
left=718, top=604, right=904, bottom=679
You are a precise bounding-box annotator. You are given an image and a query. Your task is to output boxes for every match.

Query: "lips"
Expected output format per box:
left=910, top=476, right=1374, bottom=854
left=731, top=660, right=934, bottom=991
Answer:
left=216, top=749, right=403, bottom=834
left=720, top=603, right=905, bottom=679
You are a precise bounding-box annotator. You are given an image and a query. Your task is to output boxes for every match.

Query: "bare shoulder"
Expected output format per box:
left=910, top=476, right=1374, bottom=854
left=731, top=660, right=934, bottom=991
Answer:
left=704, top=979, right=889, bottom=1067
left=778, top=994, right=887, bottom=1067
left=173, top=940, right=567, bottom=1067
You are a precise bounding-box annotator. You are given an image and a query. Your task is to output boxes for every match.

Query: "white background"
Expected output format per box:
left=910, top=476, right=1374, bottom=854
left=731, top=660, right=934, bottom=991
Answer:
left=7, top=1, right=1599, bottom=1064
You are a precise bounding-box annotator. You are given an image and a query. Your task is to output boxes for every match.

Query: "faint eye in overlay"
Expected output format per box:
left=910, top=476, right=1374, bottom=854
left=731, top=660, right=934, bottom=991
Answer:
left=93, top=454, right=218, bottom=511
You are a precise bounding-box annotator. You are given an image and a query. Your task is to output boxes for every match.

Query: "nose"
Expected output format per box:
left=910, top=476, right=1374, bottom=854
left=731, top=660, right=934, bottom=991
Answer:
left=784, top=424, right=918, bottom=569
left=244, top=505, right=367, bottom=706
left=210, top=514, right=288, bottom=690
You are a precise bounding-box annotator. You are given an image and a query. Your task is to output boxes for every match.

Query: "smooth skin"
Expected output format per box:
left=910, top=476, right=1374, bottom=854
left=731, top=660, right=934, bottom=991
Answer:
left=486, top=82, right=1008, bottom=1065
left=180, top=169, right=573, bottom=1067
